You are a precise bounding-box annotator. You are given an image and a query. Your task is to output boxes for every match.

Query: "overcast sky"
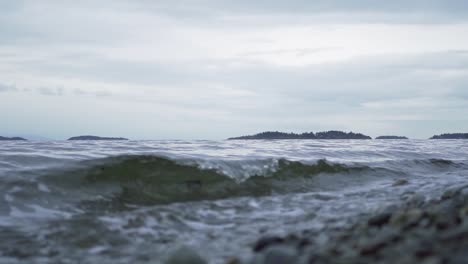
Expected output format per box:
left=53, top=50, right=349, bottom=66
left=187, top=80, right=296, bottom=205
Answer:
left=1, top=0, right=468, bottom=139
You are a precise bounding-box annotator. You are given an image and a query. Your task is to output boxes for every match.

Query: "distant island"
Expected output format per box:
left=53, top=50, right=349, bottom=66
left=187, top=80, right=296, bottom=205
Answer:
left=376, top=136, right=408, bottom=139
left=430, top=133, right=468, bottom=139
left=0, top=136, right=27, bottom=141
left=228, top=131, right=372, bottom=140
left=68, top=135, right=129, bottom=141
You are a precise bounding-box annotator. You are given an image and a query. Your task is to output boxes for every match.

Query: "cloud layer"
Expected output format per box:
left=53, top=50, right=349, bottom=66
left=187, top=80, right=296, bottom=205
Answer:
left=1, top=0, right=468, bottom=139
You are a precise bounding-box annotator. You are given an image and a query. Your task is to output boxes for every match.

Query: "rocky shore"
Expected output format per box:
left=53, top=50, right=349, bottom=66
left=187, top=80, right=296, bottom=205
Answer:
left=243, top=185, right=468, bottom=264
left=166, top=185, right=468, bottom=264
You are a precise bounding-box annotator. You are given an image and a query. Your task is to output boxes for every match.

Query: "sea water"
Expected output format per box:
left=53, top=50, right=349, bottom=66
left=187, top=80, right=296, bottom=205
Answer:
left=0, top=139, right=467, bottom=263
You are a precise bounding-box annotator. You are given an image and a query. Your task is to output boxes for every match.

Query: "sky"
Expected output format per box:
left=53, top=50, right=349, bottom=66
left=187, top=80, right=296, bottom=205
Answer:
left=1, top=0, right=468, bottom=140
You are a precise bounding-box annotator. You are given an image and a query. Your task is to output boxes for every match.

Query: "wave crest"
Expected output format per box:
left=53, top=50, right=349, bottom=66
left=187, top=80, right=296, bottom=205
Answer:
left=41, top=156, right=365, bottom=206
left=35, top=155, right=466, bottom=207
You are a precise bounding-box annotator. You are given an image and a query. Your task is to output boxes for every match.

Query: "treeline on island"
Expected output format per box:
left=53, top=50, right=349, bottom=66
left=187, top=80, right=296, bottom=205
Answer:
left=0, top=135, right=128, bottom=141
left=0, top=136, right=27, bottom=141
left=67, top=136, right=128, bottom=141
left=430, top=133, right=468, bottom=139
left=376, top=136, right=408, bottom=139
left=229, top=131, right=468, bottom=140
left=228, top=131, right=372, bottom=140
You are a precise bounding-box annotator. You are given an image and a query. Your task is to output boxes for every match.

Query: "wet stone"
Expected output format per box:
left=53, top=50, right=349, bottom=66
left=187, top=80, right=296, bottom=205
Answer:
left=392, top=179, right=409, bottom=187
left=390, top=209, right=424, bottom=229
left=165, top=246, right=207, bottom=264
left=368, top=212, right=392, bottom=227
left=441, top=186, right=468, bottom=200
left=439, top=222, right=468, bottom=241
left=420, top=256, right=442, bottom=264
left=252, top=246, right=299, bottom=264
left=357, top=228, right=398, bottom=256
left=413, top=240, right=435, bottom=259
left=247, top=181, right=468, bottom=264
left=253, top=236, right=285, bottom=252
left=225, top=256, right=242, bottom=264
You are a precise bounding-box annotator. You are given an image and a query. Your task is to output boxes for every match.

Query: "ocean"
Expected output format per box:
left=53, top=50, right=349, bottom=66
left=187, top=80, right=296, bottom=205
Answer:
left=0, top=139, right=467, bottom=263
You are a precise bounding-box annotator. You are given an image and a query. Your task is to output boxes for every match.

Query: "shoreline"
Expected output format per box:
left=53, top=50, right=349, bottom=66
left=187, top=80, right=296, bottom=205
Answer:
left=241, top=185, right=468, bottom=264
left=164, top=184, right=468, bottom=264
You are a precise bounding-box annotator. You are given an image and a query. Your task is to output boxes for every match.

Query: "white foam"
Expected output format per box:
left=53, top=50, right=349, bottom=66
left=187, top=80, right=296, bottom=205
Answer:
left=4, top=194, right=13, bottom=202
left=88, top=246, right=108, bottom=254
left=37, top=183, right=51, bottom=193
left=9, top=204, right=71, bottom=220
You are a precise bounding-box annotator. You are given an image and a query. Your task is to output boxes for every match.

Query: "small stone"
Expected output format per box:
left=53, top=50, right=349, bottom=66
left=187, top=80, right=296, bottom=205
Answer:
left=406, top=194, right=426, bottom=207
left=261, top=246, right=298, bottom=264
left=368, top=213, right=392, bottom=227
left=441, top=185, right=468, bottom=200
left=226, top=256, right=242, bottom=264
left=421, top=256, right=442, bottom=264
left=393, top=179, right=409, bottom=187
left=360, top=239, right=387, bottom=256
left=165, top=246, right=207, bottom=264
left=414, top=240, right=434, bottom=258
left=459, top=205, right=468, bottom=217
left=297, top=238, right=311, bottom=249
left=390, top=209, right=423, bottom=229
left=253, top=236, right=284, bottom=252
left=358, top=227, right=398, bottom=256
left=440, top=222, right=468, bottom=241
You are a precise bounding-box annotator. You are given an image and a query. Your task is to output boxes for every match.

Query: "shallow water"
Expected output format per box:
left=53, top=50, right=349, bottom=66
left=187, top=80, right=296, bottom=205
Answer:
left=0, top=139, right=468, bottom=263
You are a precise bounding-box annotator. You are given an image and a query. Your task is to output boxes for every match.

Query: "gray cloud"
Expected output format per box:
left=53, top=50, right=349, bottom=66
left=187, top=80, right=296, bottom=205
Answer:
left=0, top=1, right=24, bottom=14
left=8, top=49, right=468, bottom=113
left=13, top=47, right=467, bottom=97
left=237, top=47, right=341, bottom=57
left=73, top=88, right=112, bottom=98
left=0, top=83, right=17, bottom=92
left=1, top=1, right=468, bottom=139
left=1, top=0, right=467, bottom=47
left=37, top=86, right=64, bottom=96
left=129, top=0, right=468, bottom=23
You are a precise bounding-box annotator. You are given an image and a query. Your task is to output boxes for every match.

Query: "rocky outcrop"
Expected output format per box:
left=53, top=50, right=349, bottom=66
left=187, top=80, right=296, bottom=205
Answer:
left=228, top=131, right=372, bottom=140
left=67, top=135, right=128, bottom=141
left=430, top=133, right=468, bottom=139
left=0, top=136, right=27, bottom=141
left=376, top=136, right=408, bottom=139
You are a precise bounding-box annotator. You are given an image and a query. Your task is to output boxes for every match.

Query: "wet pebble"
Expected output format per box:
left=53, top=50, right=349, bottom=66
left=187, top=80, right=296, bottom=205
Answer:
left=253, top=236, right=284, bottom=252
left=368, top=212, right=391, bottom=227
left=392, top=179, right=409, bottom=187
left=165, top=246, right=207, bottom=264
left=248, top=188, right=468, bottom=264
left=250, top=246, right=299, bottom=264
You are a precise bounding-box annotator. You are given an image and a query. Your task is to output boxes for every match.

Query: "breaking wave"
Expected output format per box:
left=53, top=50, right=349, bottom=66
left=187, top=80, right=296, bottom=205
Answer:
left=36, top=155, right=372, bottom=206
left=2, top=155, right=466, bottom=210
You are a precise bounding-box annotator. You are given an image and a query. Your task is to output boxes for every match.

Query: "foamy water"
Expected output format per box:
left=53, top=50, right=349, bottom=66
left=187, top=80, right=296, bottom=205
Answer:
left=0, top=139, right=467, bottom=263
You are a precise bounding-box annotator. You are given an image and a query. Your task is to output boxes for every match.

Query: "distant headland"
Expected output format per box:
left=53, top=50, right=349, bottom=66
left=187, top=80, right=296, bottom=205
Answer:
left=228, top=131, right=372, bottom=140
left=376, top=136, right=408, bottom=139
left=0, top=136, right=27, bottom=141
left=67, top=135, right=129, bottom=141
left=430, top=133, right=468, bottom=139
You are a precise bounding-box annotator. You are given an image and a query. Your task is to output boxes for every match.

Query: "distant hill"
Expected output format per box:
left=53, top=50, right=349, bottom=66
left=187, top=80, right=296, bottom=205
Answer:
left=430, top=133, right=468, bottom=139
left=228, top=131, right=372, bottom=140
left=68, top=135, right=128, bottom=141
left=376, top=136, right=408, bottom=139
left=0, top=136, right=27, bottom=141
